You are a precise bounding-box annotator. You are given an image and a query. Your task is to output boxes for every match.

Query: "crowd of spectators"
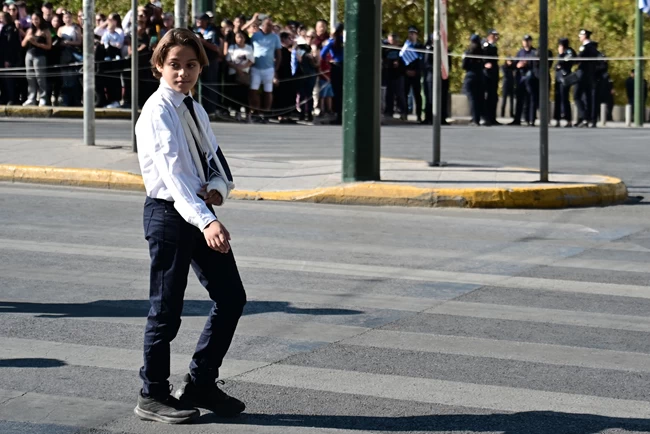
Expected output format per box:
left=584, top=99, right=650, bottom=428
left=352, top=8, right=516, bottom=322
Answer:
left=0, top=0, right=349, bottom=124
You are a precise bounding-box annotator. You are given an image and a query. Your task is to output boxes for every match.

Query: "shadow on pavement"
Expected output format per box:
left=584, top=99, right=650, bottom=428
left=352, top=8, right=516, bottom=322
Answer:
left=200, top=411, right=650, bottom=433
left=0, top=300, right=363, bottom=318
left=0, top=358, right=67, bottom=368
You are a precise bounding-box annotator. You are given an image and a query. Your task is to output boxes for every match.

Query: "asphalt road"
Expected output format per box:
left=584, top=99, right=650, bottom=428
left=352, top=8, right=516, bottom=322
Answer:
left=2, top=119, right=650, bottom=197
left=3, top=182, right=650, bottom=433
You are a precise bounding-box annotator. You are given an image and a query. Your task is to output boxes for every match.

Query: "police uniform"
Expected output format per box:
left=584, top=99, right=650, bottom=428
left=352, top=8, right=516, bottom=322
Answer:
left=463, top=34, right=485, bottom=126
left=422, top=36, right=451, bottom=125
left=574, top=29, right=599, bottom=127
left=482, top=29, right=499, bottom=125
left=510, top=35, right=538, bottom=126
left=403, top=26, right=424, bottom=122
left=554, top=38, right=576, bottom=126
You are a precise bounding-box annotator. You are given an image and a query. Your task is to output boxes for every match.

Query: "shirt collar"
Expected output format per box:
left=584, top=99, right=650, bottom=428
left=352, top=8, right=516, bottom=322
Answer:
left=159, top=78, right=190, bottom=108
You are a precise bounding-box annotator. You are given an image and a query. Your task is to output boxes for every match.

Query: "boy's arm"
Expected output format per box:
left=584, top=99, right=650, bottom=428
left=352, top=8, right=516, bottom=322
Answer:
left=137, top=106, right=216, bottom=231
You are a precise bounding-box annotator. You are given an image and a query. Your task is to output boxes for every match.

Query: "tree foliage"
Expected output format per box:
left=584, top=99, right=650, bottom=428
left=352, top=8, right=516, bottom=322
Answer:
left=23, top=0, right=649, bottom=103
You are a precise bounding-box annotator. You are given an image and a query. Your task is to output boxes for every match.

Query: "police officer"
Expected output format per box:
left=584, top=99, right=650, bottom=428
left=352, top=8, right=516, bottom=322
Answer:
left=574, top=29, right=598, bottom=128
left=463, top=34, right=485, bottom=126
left=554, top=38, right=576, bottom=127
left=403, top=26, right=424, bottom=123
left=422, top=34, right=451, bottom=125
left=509, top=35, right=538, bottom=126
left=482, top=29, right=499, bottom=125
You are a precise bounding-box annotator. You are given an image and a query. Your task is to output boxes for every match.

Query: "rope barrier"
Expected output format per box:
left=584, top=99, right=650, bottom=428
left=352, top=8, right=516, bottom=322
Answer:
left=380, top=44, right=649, bottom=62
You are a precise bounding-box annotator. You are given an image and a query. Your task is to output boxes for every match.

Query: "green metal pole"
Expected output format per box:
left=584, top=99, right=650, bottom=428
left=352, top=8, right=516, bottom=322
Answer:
left=539, top=0, right=549, bottom=181
left=424, top=0, right=431, bottom=40
left=342, top=0, right=381, bottom=182
left=635, top=5, right=644, bottom=127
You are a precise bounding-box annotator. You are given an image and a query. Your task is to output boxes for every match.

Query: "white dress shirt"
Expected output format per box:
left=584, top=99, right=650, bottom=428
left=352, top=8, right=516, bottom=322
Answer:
left=135, top=79, right=220, bottom=231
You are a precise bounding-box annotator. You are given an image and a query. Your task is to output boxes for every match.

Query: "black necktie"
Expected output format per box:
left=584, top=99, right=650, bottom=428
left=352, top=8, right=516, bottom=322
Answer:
left=183, top=96, right=232, bottom=182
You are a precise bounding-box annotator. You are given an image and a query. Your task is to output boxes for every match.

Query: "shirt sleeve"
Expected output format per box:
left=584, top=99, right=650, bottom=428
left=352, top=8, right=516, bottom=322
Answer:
left=275, top=34, right=282, bottom=50
left=137, top=105, right=217, bottom=231
left=246, top=46, right=254, bottom=62
left=320, top=39, right=332, bottom=58
left=114, top=32, right=124, bottom=48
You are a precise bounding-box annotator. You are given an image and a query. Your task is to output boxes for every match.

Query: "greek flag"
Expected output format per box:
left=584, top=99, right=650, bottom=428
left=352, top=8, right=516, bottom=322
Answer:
left=399, top=41, right=420, bottom=66
left=641, top=0, right=650, bottom=14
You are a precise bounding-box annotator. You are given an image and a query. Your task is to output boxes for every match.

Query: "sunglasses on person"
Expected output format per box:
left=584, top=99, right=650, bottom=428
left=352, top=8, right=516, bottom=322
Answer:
left=8, top=6, right=17, bottom=11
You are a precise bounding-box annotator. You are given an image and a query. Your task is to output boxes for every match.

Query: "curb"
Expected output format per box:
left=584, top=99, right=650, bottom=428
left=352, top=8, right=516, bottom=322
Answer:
left=0, top=106, right=133, bottom=119
left=0, top=165, right=144, bottom=191
left=0, top=164, right=628, bottom=208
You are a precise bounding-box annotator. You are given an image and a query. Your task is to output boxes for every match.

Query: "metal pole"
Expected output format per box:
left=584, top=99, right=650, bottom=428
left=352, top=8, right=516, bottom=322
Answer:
left=175, top=0, right=187, bottom=29
left=431, top=0, right=442, bottom=165
left=82, top=0, right=95, bottom=146
left=424, top=0, right=431, bottom=39
left=635, top=5, right=644, bottom=127
left=191, top=0, right=200, bottom=28
left=131, top=0, right=138, bottom=152
left=539, top=0, right=549, bottom=182
left=330, top=0, right=338, bottom=28
left=342, top=0, right=381, bottom=181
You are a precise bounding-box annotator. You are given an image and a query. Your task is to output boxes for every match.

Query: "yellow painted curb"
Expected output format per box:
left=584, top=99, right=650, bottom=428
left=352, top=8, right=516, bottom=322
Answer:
left=0, top=165, right=144, bottom=191
left=5, top=106, right=53, bottom=117
left=0, top=164, right=628, bottom=208
left=231, top=178, right=628, bottom=209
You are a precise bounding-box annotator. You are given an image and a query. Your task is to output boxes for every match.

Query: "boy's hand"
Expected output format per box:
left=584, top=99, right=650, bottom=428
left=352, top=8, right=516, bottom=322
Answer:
left=204, top=220, right=230, bottom=253
left=205, top=190, right=223, bottom=206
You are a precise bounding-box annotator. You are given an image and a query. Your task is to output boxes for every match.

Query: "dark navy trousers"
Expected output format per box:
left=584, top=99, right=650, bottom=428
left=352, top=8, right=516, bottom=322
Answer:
left=140, top=197, right=246, bottom=399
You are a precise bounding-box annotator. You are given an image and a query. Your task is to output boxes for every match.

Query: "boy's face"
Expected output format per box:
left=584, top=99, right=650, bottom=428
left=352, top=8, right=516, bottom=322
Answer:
left=157, top=45, right=202, bottom=95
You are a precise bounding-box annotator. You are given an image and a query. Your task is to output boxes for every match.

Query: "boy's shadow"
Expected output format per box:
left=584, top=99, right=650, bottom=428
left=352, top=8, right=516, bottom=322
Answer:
left=198, top=411, right=650, bottom=433
left=0, top=299, right=363, bottom=318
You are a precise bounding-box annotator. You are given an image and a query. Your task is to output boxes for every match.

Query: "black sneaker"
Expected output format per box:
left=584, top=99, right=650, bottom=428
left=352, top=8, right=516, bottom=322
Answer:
left=175, top=374, right=245, bottom=417
left=134, top=389, right=200, bottom=424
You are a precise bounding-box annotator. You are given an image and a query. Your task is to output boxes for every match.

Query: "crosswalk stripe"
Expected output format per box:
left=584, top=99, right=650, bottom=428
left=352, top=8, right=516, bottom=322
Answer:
left=3, top=239, right=650, bottom=300
left=0, top=388, right=130, bottom=428
left=425, top=301, right=650, bottom=332
left=5, top=245, right=650, bottom=302
left=0, top=337, right=267, bottom=379
left=345, top=330, right=650, bottom=373
left=237, top=364, right=650, bottom=419
left=0, top=313, right=368, bottom=343
left=0, top=388, right=373, bottom=434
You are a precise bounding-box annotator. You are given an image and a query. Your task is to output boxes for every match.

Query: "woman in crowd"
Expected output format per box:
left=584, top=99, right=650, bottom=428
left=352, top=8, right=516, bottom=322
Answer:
left=21, top=11, right=51, bottom=106
left=226, top=30, right=254, bottom=121
left=462, top=34, right=484, bottom=126
left=296, top=31, right=319, bottom=122
left=0, top=12, right=22, bottom=105
left=48, top=13, right=63, bottom=105
left=320, top=23, right=344, bottom=125
left=58, top=10, right=82, bottom=106
left=99, top=13, right=123, bottom=108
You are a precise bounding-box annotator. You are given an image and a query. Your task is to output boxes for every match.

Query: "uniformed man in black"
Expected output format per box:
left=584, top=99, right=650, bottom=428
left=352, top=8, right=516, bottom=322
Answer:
left=482, top=29, right=499, bottom=126
left=574, top=29, right=598, bottom=128
left=403, top=26, right=424, bottom=123
left=554, top=38, right=576, bottom=127
left=509, top=35, right=538, bottom=126
left=422, top=36, right=451, bottom=125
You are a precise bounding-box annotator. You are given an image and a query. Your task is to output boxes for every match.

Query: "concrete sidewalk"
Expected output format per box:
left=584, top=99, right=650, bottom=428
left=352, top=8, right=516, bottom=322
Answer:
left=0, top=137, right=628, bottom=208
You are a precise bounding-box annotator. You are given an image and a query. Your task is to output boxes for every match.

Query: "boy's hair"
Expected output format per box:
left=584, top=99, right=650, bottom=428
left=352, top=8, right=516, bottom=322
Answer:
left=150, top=28, right=209, bottom=79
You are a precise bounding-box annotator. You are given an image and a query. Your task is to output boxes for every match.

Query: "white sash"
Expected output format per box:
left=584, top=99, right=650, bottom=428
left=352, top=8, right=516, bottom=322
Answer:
left=175, top=103, right=234, bottom=203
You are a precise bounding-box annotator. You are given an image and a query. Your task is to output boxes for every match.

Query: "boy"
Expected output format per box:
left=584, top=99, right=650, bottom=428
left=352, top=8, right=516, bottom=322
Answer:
left=133, top=28, right=246, bottom=424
